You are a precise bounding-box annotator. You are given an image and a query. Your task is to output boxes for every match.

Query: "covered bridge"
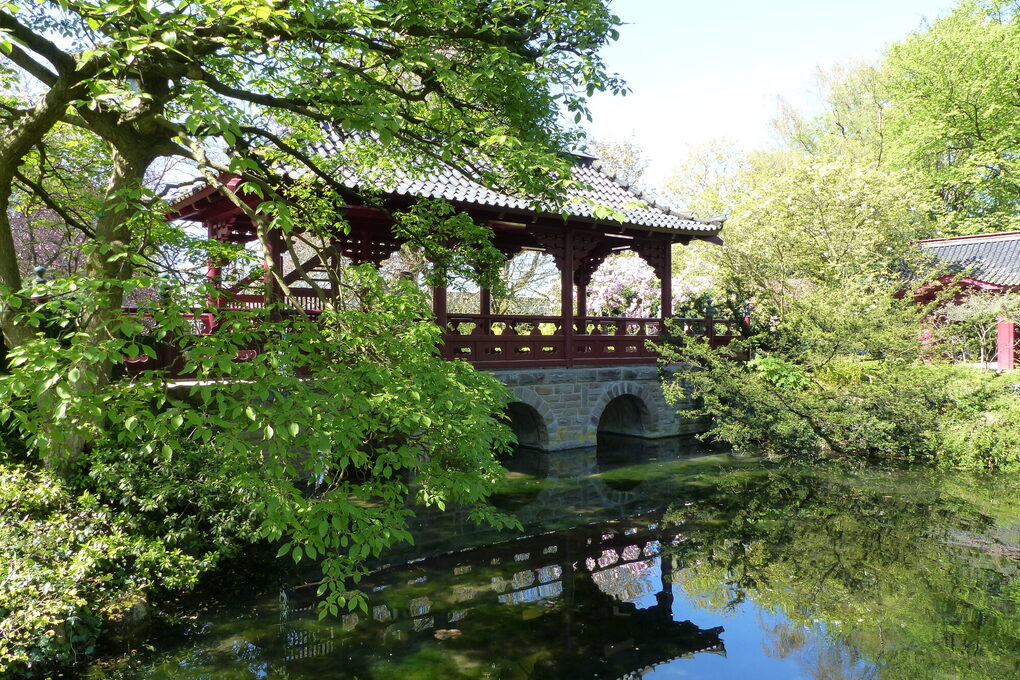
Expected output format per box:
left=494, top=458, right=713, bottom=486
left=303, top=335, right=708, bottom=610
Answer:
left=169, top=155, right=737, bottom=448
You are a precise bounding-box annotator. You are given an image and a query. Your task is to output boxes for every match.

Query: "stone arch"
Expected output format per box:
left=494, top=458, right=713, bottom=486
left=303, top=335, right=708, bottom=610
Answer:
left=590, top=381, right=655, bottom=437
left=505, top=386, right=558, bottom=449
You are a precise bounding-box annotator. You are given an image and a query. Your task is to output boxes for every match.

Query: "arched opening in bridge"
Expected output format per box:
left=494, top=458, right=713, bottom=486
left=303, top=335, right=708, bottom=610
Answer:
left=595, top=395, right=655, bottom=487
left=505, top=401, right=548, bottom=449
left=597, top=394, right=652, bottom=437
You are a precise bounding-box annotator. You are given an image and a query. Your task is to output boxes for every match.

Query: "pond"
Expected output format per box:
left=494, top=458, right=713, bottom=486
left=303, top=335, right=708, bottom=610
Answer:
left=91, top=436, right=1020, bottom=680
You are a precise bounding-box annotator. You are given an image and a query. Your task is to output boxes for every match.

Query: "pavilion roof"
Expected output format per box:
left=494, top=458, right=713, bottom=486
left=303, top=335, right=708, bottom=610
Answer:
left=170, top=154, right=724, bottom=238
left=344, top=155, right=723, bottom=235
left=919, top=231, right=1020, bottom=289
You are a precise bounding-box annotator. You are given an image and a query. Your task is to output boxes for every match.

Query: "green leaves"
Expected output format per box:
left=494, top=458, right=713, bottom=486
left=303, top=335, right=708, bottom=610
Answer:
left=0, top=464, right=207, bottom=675
left=884, top=1, right=1020, bottom=235
left=0, top=1, right=623, bottom=666
left=747, top=356, right=811, bottom=391
left=0, top=262, right=515, bottom=644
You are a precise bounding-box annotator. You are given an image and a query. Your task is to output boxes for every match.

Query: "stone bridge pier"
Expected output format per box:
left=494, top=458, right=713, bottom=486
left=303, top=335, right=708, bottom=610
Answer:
left=491, top=364, right=709, bottom=451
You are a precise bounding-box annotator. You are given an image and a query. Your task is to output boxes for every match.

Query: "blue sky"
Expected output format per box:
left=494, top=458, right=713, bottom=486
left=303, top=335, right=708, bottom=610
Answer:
left=586, top=0, right=957, bottom=185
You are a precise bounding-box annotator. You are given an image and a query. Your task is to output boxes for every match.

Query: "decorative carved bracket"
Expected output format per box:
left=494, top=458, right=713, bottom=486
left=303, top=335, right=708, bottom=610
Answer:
left=336, top=231, right=403, bottom=265
left=631, top=237, right=671, bottom=280
left=528, top=226, right=607, bottom=277
left=574, top=239, right=616, bottom=287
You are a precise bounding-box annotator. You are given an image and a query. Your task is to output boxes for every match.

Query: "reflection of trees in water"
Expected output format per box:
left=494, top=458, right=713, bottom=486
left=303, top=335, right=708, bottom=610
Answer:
left=664, top=465, right=1020, bottom=680
left=759, top=615, right=877, bottom=680
left=116, top=451, right=1017, bottom=680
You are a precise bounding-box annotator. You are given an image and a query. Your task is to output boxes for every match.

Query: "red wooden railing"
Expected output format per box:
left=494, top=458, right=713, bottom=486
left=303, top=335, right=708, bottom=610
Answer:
left=441, top=313, right=742, bottom=369
left=118, top=304, right=744, bottom=375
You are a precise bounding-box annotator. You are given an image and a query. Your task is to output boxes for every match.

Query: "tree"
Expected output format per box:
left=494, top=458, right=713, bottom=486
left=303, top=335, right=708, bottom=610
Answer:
left=772, top=63, right=890, bottom=166
left=588, top=135, right=648, bottom=189
left=662, top=140, right=748, bottom=217
left=491, top=250, right=559, bottom=315
left=587, top=252, right=660, bottom=317
left=659, top=153, right=959, bottom=463
left=654, top=0, right=1020, bottom=469
left=758, top=3, right=1020, bottom=236
left=884, top=0, right=1020, bottom=234
left=0, top=0, right=622, bottom=460
left=0, top=0, right=626, bottom=661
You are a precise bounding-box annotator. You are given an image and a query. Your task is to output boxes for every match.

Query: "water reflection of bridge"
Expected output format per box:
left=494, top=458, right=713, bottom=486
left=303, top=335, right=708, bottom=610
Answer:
left=386, top=435, right=732, bottom=562
left=278, top=438, right=728, bottom=679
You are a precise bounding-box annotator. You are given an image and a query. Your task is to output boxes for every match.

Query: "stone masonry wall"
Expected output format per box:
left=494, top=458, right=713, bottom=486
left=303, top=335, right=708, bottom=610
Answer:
left=489, top=364, right=709, bottom=451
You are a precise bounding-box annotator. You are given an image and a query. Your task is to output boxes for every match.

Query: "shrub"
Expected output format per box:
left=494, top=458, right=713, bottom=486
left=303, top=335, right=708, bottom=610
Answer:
left=936, top=378, right=1020, bottom=471
left=0, top=465, right=204, bottom=676
left=663, top=331, right=1020, bottom=472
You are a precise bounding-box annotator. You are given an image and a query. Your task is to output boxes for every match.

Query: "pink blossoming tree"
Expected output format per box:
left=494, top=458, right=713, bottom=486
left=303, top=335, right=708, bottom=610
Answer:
left=586, top=252, right=717, bottom=318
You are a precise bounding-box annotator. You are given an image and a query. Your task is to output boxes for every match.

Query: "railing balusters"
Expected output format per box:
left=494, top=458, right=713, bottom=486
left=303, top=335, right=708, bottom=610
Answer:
left=120, top=306, right=742, bottom=374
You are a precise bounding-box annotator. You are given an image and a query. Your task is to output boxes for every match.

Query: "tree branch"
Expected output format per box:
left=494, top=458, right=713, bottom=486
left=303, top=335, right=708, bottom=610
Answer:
left=0, top=10, right=75, bottom=74
left=185, top=66, right=337, bottom=123
left=238, top=125, right=364, bottom=205
left=12, top=168, right=96, bottom=238
left=2, top=42, right=58, bottom=85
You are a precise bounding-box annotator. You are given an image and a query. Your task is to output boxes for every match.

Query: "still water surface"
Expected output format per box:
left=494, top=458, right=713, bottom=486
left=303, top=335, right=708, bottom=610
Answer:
left=95, top=436, right=1020, bottom=680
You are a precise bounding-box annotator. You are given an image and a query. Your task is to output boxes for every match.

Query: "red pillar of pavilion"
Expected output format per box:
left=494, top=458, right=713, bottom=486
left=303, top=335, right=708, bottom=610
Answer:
left=432, top=278, right=448, bottom=331
left=660, top=254, right=672, bottom=320
left=561, top=228, right=575, bottom=366
left=997, top=315, right=1016, bottom=371
left=479, top=287, right=491, bottom=334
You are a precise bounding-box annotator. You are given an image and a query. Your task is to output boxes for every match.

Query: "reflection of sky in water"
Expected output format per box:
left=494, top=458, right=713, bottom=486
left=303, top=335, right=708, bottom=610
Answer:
left=648, top=589, right=875, bottom=680
left=593, top=554, right=661, bottom=610
left=587, top=552, right=875, bottom=680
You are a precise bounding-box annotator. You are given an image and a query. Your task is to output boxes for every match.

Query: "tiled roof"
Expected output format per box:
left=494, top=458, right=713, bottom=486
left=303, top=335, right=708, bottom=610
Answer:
left=340, top=156, right=723, bottom=234
left=171, top=155, right=723, bottom=236
left=919, top=231, right=1020, bottom=287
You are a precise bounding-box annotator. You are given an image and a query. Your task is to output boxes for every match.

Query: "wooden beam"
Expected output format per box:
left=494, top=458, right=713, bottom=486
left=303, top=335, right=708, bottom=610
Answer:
left=661, top=242, right=673, bottom=319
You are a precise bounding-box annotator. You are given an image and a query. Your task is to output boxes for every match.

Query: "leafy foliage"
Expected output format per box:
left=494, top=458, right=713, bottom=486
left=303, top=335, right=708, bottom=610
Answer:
left=885, top=0, right=1020, bottom=234
left=758, top=1, right=1020, bottom=236
left=587, top=136, right=648, bottom=189
left=1, top=265, right=517, bottom=604
left=0, top=465, right=205, bottom=676
left=587, top=252, right=661, bottom=318
left=659, top=148, right=1019, bottom=470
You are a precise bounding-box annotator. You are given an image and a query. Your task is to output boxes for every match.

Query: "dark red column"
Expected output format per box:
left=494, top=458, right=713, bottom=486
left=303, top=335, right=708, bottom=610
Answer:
left=998, top=315, right=1016, bottom=371
left=479, top=286, right=491, bottom=334
left=660, top=242, right=672, bottom=320
left=561, top=228, right=575, bottom=366
left=206, top=221, right=224, bottom=315
left=432, top=278, right=448, bottom=330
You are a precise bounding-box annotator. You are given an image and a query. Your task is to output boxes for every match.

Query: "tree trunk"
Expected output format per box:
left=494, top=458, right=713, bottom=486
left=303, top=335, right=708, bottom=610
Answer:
left=38, top=146, right=155, bottom=472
